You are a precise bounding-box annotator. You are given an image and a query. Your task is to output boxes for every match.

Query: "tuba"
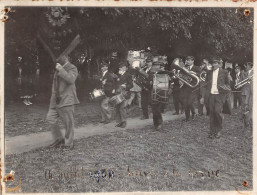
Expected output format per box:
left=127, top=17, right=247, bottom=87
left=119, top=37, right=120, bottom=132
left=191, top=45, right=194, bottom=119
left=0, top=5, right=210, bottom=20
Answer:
left=171, top=59, right=200, bottom=88
left=234, top=75, right=253, bottom=89
left=199, top=71, right=207, bottom=82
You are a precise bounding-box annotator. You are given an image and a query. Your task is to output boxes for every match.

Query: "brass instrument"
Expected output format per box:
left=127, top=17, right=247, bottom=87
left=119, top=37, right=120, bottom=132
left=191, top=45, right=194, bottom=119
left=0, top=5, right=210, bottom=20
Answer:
left=200, top=71, right=207, bottom=82
left=234, top=75, right=253, bottom=89
left=129, top=60, right=151, bottom=91
left=171, top=63, right=200, bottom=88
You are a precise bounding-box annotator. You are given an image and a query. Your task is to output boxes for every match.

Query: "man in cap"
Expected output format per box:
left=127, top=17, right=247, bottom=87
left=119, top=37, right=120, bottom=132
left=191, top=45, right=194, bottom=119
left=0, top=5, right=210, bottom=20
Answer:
left=203, top=57, right=231, bottom=139
left=140, top=58, right=153, bottom=119
left=198, top=59, right=210, bottom=116
left=109, top=51, right=119, bottom=75
left=232, top=64, right=242, bottom=109
left=180, top=56, right=200, bottom=121
left=240, top=62, right=253, bottom=124
left=99, top=62, right=116, bottom=124
left=114, top=62, right=133, bottom=128
left=46, top=55, right=80, bottom=150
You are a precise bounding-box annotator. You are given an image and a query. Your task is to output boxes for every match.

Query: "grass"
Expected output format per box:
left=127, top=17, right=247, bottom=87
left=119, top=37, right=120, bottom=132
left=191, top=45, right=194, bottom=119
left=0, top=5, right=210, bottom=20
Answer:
left=4, top=109, right=252, bottom=193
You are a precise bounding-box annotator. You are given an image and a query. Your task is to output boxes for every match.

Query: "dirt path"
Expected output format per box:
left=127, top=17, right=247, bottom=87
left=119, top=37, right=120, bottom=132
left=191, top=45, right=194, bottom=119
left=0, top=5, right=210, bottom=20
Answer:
left=5, top=111, right=182, bottom=155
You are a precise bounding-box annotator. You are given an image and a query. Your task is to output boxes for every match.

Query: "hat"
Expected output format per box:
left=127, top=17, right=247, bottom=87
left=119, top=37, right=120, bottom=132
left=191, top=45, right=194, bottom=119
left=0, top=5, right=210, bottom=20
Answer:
left=210, top=57, right=222, bottom=64
left=118, top=61, right=127, bottom=68
left=246, top=62, right=253, bottom=67
left=186, top=56, right=195, bottom=61
left=146, top=58, right=152, bottom=62
left=100, top=61, right=109, bottom=67
left=112, top=52, right=118, bottom=57
left=235, top=64, right=240, bottom=69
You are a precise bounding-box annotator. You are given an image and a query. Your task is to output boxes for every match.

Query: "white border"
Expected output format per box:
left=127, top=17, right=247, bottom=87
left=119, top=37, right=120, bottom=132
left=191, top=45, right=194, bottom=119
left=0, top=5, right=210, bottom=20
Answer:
left=0, top=1, right=256, bottom=195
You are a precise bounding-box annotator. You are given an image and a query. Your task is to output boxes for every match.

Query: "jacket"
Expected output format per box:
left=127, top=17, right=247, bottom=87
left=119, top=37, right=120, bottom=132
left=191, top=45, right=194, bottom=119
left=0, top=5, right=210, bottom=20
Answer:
left=49, top=62, right=80, bottom=109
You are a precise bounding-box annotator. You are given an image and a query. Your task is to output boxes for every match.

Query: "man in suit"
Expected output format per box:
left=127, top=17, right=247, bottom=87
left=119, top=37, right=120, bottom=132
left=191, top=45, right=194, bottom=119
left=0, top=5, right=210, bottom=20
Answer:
left=180, top=56, right=201, bottom=121
left=202, top=57, right=231, bottom=139
left=46, top=55, right=80, bottom=150
left=232, top=64, right=242, bottom=109
left=240, top=62, right=253, bottom=113
left=99, top=62, right=116, bottom=124
left=198, top=59, right=210, bottom=116
left=114, top=62, right=133, bottom=128
left=141, top=58, right=152, bottom=119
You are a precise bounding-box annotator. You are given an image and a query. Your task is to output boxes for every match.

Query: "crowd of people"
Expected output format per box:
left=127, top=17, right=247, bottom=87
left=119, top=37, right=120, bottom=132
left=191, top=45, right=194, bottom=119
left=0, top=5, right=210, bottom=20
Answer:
left=31, top=52, right=252, bottom=150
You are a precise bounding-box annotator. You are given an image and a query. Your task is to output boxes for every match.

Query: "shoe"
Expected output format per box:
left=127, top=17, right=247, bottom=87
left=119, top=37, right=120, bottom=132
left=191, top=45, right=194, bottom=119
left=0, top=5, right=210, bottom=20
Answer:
left=141, top=116, right=149, bottom=120
left=23, top=100, right=30, bottom=106
left=208, top=134, right=214, bottom=139
left=182, top=118, right=189, bottom=122
left=192, top=114, right=196, bottom=120
left=48, top=139, right=64, bottom=148
left=215, top=132, right=221, bottom=139
left=120, top=121, right=127, bottom=128
left=173, top=112, right=179, bottom=115
left=100, top=120, right=105, bottom=123
left=62, top=144, right=74, bottom=150
left=104, top=120, right=110, bottom=124
left=27, top=100, right=33, bottom=105
left=115, top=123, right=122, bottom=127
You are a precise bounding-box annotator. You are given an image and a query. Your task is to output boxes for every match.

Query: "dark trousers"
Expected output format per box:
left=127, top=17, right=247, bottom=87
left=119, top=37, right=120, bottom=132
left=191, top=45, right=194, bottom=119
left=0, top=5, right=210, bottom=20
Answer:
left=209, top=94, right=225, bottom=136
left=181, top=88, right=197, bottom=120
left=141, top=90, right=150, bottom=118
left=152, top=103, right=163, bottom=127
left=173, top=90, right=184, bottom=113
left=233, top=91, right=242, bottom=109
left=116, top=101, right=126, bottom=123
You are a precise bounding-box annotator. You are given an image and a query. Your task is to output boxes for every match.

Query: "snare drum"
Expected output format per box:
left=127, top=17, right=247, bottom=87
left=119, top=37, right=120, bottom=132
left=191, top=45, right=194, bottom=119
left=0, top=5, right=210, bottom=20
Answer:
left=109, top=93, right=125, bottom=107
left=89, top=89, right=105, bottom=101
left=151, top=74, right=171, bottom=104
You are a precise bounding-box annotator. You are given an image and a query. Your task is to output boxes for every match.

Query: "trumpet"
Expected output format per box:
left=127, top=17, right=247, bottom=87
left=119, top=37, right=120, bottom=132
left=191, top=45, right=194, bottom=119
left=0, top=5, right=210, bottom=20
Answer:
left=199, top=71, right=207, bottom=82
left=171, top=65, right=200, bottom=88
left=234, top=75, right=253, bottom=89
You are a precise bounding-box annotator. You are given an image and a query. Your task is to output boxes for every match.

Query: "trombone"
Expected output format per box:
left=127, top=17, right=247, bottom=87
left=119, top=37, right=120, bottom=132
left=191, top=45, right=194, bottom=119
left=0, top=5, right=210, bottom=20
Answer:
left=234, top=75, right=253, bottom=89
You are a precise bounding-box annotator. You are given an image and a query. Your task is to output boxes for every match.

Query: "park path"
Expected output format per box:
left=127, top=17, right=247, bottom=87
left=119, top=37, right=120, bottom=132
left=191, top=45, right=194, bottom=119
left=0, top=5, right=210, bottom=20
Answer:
left=5, top=111, right=183, bottom=155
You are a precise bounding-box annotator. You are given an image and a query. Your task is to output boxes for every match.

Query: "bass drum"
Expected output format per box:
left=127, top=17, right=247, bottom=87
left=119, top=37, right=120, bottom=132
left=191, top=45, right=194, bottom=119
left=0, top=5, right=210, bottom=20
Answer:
left=151, top=74, right=171, bottom=104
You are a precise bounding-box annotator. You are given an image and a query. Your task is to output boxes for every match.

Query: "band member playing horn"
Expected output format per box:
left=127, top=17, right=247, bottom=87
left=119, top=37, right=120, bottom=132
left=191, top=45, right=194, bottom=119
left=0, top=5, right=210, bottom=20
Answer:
left=171, top=58, right=184, bottom=115
left=232, top=64, right=242, bottom=109
left=180, top=56, right=200, bottom=121
left=203, top=57, right=231, bottom=139
left=114, top=62, right=133, bottom=128
left=99, top=62, right=116, bottom=124
left=240, top=62, right=253, bottom=127
left=198, top=59, right=210, bottom=116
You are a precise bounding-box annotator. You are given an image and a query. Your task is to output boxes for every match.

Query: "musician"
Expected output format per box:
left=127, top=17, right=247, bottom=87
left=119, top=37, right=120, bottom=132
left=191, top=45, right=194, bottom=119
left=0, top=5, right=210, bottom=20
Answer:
left=109, top=51, right=120, bottom=75
left=46, top=55, right=80, bottom=150
left=240, top=62, right=253, bottom=112
left=150, top=62, right=172, bottom=131
left=180, top=56, right=200, bottom=121
left=99, top=62, right=116, bottom=124
left=171, top=58, right=184, bottom=115
left=203, top=57, right=231, bottom=139
left=232, top=64, right=242, bottom=109
left=140, top=58, right=152, bottom=119
left=198, top=59, right=209, bottom=116
left=114, top=62, right=133, bottom=128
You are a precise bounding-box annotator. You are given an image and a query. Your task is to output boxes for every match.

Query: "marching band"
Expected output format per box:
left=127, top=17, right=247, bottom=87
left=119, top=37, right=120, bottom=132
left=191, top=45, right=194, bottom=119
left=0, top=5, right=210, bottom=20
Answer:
left=89, top=52, right=253, bottom=137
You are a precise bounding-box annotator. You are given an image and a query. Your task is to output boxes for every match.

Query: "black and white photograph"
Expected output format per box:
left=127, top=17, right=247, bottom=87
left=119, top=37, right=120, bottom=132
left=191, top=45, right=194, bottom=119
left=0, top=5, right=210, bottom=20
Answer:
left=0, top=1, right=255, bottom=194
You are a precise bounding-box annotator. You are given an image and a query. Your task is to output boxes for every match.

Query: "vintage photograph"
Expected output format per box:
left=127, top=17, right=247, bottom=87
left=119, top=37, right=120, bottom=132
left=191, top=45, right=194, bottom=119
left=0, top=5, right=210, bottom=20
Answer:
left=2, top=4, right=254, bottom=193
